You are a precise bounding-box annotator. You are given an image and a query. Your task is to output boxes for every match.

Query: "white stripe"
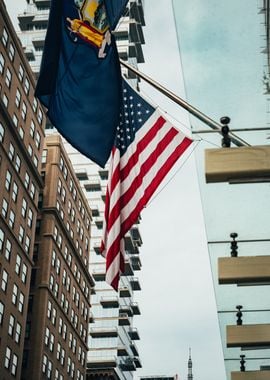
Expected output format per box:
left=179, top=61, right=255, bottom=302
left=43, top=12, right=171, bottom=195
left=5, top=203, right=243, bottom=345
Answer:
left=120, top=130, right=186, bottom=223
left=106, top=129, right=187, bottom=247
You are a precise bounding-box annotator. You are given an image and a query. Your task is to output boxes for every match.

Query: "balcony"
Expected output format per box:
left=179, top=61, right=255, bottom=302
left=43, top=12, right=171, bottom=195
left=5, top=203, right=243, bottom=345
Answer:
left=118, top=313, right=131, bottom=326
left=131, top=302, right=140, bottom=315
left=90, top=327, right=118, bottom=338
left=124, top=257, right=134, bottom=276
left=134, top=357, right=142, bottom=368
left=231, top=371, right=270, bottom=380
left=119, top=358, right=136, bottom=371
left=130, top=226, right=142, bottom=247
left=117, top=346, right=128, bottom=356
left=93, top=242, right=101, bottom=254
left=87, top=356, right=117, bottom=369
left=128, top=328, right=140, bottom=340
left=130, top=255, right=141, bottom=271
left=24, top=47, right=35, bottom=60
left=226, top=324, right=270, bottom=348
left=124, top=231, right=138, bottom=254
left=34, top=0, right=51, bottom=6
left=119, top=286, right=132, bottom=298
left=98, top=169, right=109, bottom=180
left=119, top=306, right=133, bottom=317
left=130, top=277, right=141, bottom=291
left=92, top=269, right=106, bottom=282
left=100, top=296, right=119, bottom=308
left=75, top=169, right=88, bottom=181
left=84, top=177, right=101, bottom=192
left=95, top=218, right=103, bottom=230
left=218, top=256, right=270, bottom=285
left=130, top=342, right=139, bottom=356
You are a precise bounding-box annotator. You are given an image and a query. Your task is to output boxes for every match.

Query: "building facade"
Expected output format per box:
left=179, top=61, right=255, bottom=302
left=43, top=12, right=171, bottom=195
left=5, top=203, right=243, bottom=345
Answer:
left=15, top=1, right=146, bottom=379
left=0, top=1, right=45, bottom=378
left=21, top=134, right=95, bottom=380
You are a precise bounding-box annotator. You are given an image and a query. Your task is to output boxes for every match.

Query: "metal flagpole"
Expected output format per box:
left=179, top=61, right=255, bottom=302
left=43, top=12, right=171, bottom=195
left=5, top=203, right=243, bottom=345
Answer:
left=120, top=59, right=251, bottom=147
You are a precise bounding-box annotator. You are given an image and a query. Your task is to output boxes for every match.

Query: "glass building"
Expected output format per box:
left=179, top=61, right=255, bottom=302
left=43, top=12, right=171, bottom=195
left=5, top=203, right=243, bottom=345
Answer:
left=172, top=1, right=270, bottom=379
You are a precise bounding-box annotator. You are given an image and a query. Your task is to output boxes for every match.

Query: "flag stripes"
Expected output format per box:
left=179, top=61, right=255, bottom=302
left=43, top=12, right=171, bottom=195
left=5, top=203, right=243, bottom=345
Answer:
left=101, top=108, right=192, bottom=289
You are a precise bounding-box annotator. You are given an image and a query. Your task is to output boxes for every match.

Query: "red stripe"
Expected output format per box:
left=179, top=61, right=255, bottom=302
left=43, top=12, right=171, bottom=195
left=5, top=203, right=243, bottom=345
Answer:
left=121, top=137, right=192, bottom=234
left=106, top=127, right=179, bottom=232
left=104, top=137, right=192, bottom=275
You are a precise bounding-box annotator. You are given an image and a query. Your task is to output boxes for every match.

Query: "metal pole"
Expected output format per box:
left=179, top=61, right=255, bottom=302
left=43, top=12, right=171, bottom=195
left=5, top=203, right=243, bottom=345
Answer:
left=120, top=59, right=251, bottom=147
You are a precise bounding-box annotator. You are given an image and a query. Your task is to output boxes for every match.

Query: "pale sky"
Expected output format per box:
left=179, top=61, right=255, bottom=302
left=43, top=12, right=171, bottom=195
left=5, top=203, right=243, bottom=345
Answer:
left=5, top=1, right=227, bottom=379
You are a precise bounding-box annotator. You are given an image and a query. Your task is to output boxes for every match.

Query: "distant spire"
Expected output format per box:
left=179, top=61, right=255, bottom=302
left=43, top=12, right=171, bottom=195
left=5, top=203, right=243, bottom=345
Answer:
left=187, top=348, right=193, bottom=380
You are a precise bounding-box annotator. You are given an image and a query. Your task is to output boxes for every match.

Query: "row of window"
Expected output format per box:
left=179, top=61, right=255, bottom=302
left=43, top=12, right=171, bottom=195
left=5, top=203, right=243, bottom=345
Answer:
left=1, top=199, right=32, bottom=253
left=0, top=269, right=25, bottom=313
left=51, top=285, right=87, bottom=343
left=42, top=353, right=84, bottom=380
left=0, top=229, right=28, bottom=284
left=1, top=27, right=44, bottom=122
left=59, top=155, right=91, bottom=229
left=1, top=125, right=37, bottom=198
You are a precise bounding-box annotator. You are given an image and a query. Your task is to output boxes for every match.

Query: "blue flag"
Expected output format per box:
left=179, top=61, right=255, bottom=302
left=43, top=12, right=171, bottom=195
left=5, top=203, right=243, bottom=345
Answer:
left=35, top=0, right=128, bottom=167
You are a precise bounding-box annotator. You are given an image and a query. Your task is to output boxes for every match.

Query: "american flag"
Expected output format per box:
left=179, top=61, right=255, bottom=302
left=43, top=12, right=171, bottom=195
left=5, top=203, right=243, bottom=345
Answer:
left=101, top=79, right=193, bottom=290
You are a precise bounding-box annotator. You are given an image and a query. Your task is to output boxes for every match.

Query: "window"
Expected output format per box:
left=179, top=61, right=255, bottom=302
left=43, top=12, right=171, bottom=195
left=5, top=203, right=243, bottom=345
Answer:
left=5, top=67, right=12, bottom=88
left=21, top=198, right=27, bottom=218
left=32, top=98, right=37, bottom=112
left=49, top=333, right=55, bottom=352
left=28, top=144, right=33, bottom=157
left=25, top=235, right=30, bottom=254
left=22, top=264, right=28, bottom=283
left=18, top=64, right=24, bottom=82
left=11, top=353, right=18, bottom=376
left=0, top=122, right=4, bottom=142
left=12, top=113, right=18, bottom=127
left=45, top=327, right=50, bottom=346
left=24, top=77, right=30, bottom=94
left=0, top=53, right=5, bottom=74
left=33, top=155, right=38, bottom=168
left=8, top=142, right=14, bottom=160
left=3, top=93, right=9, bottom=108
left=9, top=210, right=15, bottom=229
left=42, top=149, right=47, bottom=163
left=30, top=120, right=35, bottom=137
left=12, top=284, right=18, bottom=305
left=4, top=347, right=11, bottom=369
left=1, top=270, right=8, bottom=292
left=0, top=302, right=4, bottom=325
left=8, top=42, right=15, bottom=61
left=15, top=254, right=21, bottom=275
left=27, top=208, right=33, bottom=227
left=30, top=182, right=36, bottom=199
left=19, top=126, right=25, bottom=140
left=15, top=88, right=21, bottom=108
left=24, top=172, right=30, bottom=189
left=35, top=131, right=41, bottom=149
left=21, top=101, right=27, bottom=120
left=2, top=27, right=8, bottom=46
left=1, top=198, right=8, bottom=217
left=5, top=170, right=12, bottom=190
left=18, top=292, right=25, bottom=313
left=15, top=322, right=21, bottom=344
left=12, top=182, right=18, bottom=202
left=15, top=154, right=21, bottom=173
left=19, top=225, right=25, bottom=243
left=8, top=314, right=15, bottom=336
left=38, top=108, right=43, bottom=124
left=42, top=354, right=47, bottom=374
left=5, top=239, right=12, bottom=261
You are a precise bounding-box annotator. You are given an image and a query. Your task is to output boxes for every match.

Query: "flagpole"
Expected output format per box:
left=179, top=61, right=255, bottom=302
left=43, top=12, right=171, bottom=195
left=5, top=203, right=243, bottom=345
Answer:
left=119, top=59, right=250, bottom=147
